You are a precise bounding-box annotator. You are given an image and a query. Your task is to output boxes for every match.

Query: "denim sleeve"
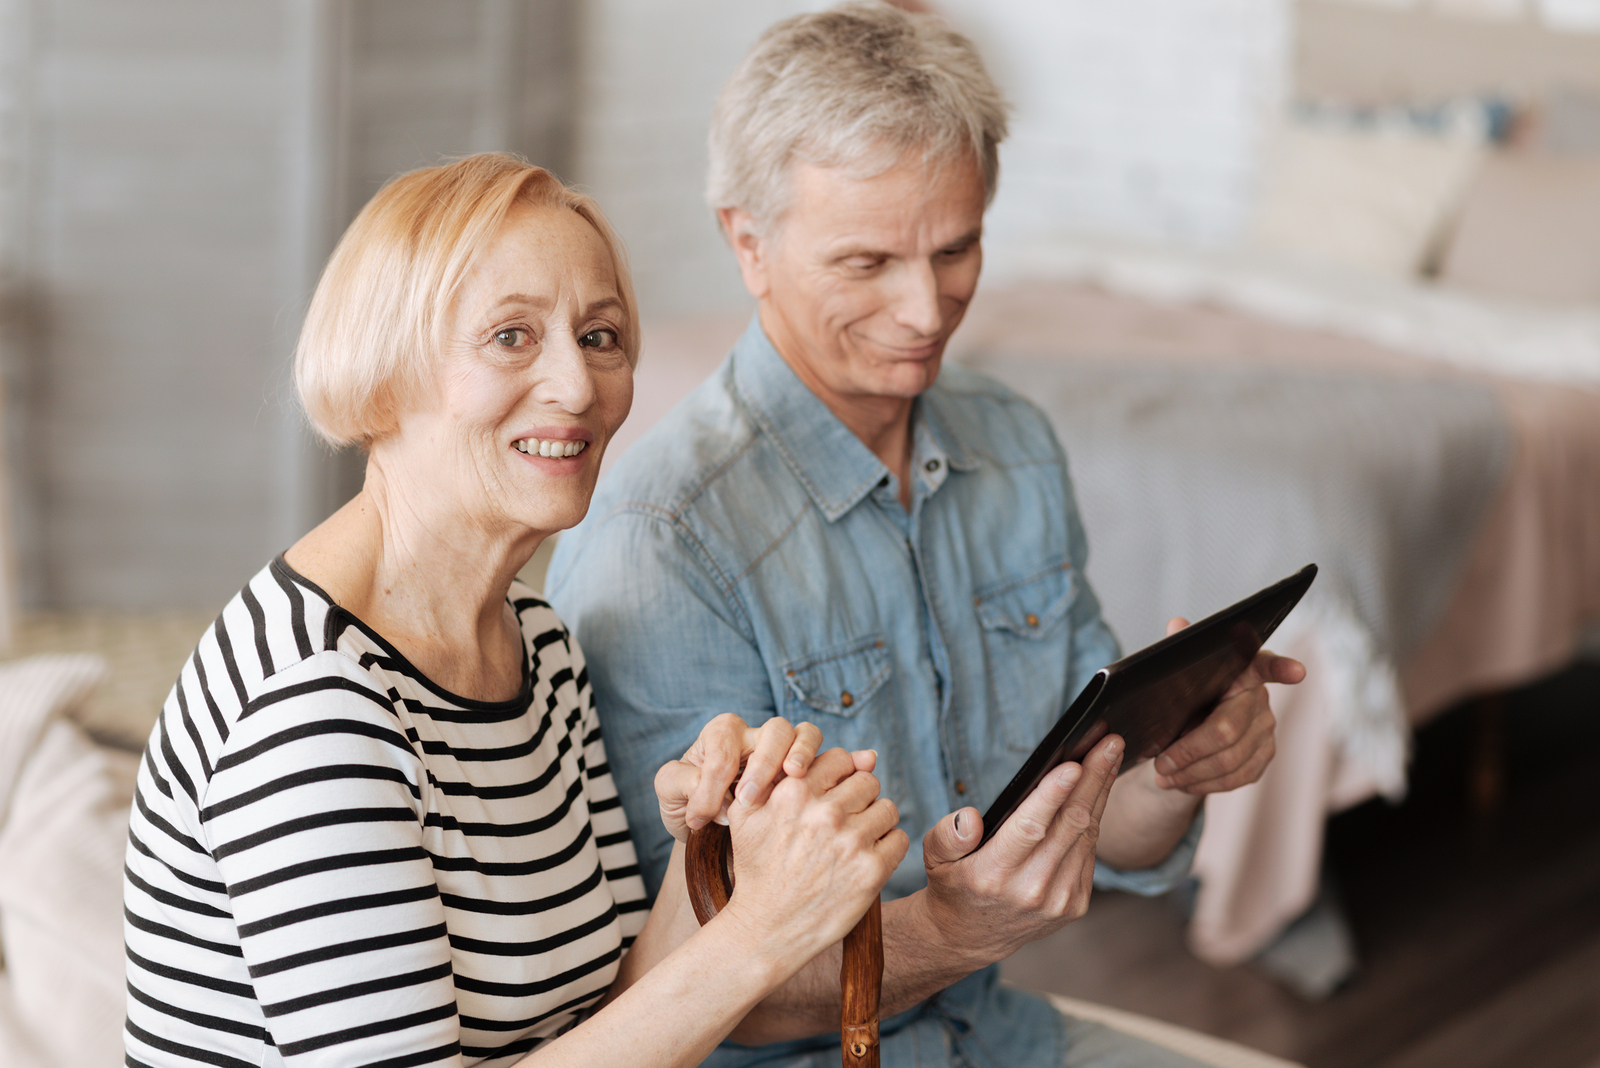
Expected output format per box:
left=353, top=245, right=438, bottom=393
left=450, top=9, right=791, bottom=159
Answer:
left=547, top=507, right=777, bottom=900
left=1092, top=807, right=1203, bottom=896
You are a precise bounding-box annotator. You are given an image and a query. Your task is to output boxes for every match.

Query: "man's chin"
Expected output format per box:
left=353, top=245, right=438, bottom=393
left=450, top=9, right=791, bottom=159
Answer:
left=871, top=355, right=944, bottom=399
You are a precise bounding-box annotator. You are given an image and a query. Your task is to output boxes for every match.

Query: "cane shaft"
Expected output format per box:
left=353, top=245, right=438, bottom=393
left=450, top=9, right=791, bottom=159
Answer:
left=684, top=824, right=883, bottom=1068
left=839, top=897, right=882, bottom=1067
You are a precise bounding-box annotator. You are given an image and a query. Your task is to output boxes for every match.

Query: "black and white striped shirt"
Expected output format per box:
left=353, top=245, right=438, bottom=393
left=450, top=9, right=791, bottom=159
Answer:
left=124, top=556, right=648, bottom=1068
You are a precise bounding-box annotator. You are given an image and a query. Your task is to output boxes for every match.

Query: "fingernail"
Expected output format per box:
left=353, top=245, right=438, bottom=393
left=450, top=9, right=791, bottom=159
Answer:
left=737, top=779, right=757, bottom=806
left=1104, top=737, right=1123, bottom=759
left=687, top=816, right=705, bottom=830
left=1155, top=755, right=1174, bottom=775
left=714, top=812, right=729, bottom=826
left=954, top=810, right=966, bottom=837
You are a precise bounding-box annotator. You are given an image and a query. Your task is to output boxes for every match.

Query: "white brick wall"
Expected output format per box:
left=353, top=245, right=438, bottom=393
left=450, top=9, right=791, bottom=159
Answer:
left=946, top=0, right=1290, bottom=257
left=571, top=0, right=1291, bottom=316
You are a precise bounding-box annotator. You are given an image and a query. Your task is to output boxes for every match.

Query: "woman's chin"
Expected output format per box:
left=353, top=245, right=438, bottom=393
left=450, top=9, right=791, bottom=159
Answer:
left=512, top=488, right=596, bottom=540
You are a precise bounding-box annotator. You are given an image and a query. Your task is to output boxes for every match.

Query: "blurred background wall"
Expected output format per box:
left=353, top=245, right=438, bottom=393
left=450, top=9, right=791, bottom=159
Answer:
left=0, top=0, right=578, bottom=611
left=3, top=0, right=1599, bottom=614
left=0, top=0, right=1294, bottom=612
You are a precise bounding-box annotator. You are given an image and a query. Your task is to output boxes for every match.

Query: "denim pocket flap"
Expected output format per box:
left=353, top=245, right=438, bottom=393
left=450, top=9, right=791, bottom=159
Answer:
left=974, top=563, right=1077, bottom=639
left=781, top=637, right=891, bottom=718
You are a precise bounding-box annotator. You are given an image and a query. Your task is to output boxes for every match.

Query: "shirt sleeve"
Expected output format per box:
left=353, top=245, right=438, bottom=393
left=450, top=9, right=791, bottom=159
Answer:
left=1092, top=808, right=1203, bottom=895
left=548, top=507, right=779, bottom=899
left=198, top=653, right=463, bottom=1068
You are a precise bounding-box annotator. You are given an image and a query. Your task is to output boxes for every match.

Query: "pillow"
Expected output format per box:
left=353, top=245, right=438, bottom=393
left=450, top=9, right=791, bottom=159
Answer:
left=0, top=654, right=130, bottom=1068
left=1438, top=153, right=1600, bottom=305
left=0, top=654, right=105, bottom=822
left=1248, top=119, right=1487, bottom=280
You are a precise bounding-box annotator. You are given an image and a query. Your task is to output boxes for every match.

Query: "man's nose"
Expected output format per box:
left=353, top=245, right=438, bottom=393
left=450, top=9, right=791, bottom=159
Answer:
left=890, top=260, right=943, bottom=337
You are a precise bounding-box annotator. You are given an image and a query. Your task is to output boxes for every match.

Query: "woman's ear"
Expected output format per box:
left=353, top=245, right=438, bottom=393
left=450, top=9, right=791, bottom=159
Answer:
left=717, top=207, right=770, bottom=300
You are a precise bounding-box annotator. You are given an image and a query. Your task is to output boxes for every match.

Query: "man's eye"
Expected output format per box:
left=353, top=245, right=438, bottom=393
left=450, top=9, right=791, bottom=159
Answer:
left=494, top=328, right=530, bottom=348
left=843, top=257, right=883, bottom=271
left=579, top=328, right=619, bottom=349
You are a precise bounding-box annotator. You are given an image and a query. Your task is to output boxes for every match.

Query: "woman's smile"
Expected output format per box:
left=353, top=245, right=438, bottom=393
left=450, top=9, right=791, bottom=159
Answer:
left=513, top=436, right=589, bottom=459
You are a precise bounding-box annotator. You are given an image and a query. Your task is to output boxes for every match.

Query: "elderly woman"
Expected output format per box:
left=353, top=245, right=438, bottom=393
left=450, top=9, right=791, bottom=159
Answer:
left=123, top=154, right=908, bottom=1068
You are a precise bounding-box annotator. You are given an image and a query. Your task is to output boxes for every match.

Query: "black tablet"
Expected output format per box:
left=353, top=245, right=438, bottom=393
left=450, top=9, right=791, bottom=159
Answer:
left=975, top=563, right=1317, bottom=851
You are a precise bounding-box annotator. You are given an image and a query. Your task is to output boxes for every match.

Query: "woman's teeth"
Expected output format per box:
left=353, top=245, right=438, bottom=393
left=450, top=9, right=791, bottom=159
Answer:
left=515, top=438, right=587, bottom=458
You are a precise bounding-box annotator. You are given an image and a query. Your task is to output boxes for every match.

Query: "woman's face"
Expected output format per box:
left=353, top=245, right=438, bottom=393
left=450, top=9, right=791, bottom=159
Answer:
left=387, top=201, right=634, bottom=542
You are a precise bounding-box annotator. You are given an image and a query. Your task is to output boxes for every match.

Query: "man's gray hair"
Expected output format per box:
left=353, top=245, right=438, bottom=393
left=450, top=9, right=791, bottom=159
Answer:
left=707, top=1, right=1008, bottom=232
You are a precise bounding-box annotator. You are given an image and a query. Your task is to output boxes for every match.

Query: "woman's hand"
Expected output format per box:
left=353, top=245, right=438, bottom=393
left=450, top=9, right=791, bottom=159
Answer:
left=657, top=713, right=849, bottom=841
left=719, top=747, right=908, bottom=960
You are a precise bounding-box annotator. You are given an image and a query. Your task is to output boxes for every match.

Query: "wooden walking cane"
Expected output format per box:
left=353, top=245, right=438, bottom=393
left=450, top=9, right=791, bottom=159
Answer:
left=685, top=823, right=883, bottom=1068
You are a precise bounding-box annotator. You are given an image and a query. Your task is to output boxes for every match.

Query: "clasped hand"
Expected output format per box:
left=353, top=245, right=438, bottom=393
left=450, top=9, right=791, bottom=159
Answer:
left=655, top=714, right=908, bottom=958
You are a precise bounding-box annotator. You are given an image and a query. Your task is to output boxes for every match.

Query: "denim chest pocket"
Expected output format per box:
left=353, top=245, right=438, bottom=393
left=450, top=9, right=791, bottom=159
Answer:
left=974, top=562, right=1079, bottom=751
left=781, top=637, right=891, bottom=720
left=778, top=636, right=912, bottom=829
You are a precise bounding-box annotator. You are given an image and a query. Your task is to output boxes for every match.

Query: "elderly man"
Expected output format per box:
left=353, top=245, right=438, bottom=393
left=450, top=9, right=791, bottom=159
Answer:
left=547, top=4, right=1302, bottom=1066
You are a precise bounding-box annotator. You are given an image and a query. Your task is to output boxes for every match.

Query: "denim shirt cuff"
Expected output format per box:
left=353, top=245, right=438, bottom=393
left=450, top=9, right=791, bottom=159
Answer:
left=1091, top=804, right=1203, bottom=897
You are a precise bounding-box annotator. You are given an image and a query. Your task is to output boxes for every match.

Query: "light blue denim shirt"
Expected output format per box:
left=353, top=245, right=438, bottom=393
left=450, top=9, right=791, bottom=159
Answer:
left=548, top=318, right=1199, bottom=1068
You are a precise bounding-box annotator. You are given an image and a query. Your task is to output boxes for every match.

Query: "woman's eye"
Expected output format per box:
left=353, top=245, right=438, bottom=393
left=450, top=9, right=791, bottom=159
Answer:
left=579, top=328, right=619, bottom=349
left=494, top=327, right=530, bottom=348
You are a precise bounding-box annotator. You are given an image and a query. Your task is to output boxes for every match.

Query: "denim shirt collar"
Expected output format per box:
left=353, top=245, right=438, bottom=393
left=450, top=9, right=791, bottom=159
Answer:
left=729, top=314, right=977, bottom=523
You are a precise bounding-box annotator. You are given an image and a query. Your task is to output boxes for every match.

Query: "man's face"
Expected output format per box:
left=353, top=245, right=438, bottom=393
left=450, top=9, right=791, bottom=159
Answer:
left=731, top=152, right=987, bottom=413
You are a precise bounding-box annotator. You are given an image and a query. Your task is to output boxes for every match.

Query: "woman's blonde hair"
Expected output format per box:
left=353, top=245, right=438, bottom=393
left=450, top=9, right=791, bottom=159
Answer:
left=295, top=153, right=639, bottom=447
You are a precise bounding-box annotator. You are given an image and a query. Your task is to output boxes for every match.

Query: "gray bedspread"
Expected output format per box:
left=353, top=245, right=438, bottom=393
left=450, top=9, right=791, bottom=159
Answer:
left=966, top=356, right=1513, bottom=662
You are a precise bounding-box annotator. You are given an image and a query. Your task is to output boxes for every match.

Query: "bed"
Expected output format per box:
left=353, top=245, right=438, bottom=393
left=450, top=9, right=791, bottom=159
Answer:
left=950, top=257, right=1600, bottom=973
left=964, top=3, right=1600, bottom=983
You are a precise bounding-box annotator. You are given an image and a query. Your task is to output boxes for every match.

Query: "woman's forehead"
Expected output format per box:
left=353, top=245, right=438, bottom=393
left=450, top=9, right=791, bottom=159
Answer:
left=468, top=204, right=619, bottom=301
left=499, top=201, right=612, bottom=261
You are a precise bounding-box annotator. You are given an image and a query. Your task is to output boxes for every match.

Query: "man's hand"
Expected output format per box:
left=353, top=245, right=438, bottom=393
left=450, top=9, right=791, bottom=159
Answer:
left=1096, top=616, right=1306, bottom=869
left=912, top=734, right=1124, bottom=967
left=1151, top=616, right=1305, bottom=794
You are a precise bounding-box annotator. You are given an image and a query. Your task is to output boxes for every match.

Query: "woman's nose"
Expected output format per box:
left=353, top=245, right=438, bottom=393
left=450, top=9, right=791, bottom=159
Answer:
left=534, top=335, right=599, bottom=413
